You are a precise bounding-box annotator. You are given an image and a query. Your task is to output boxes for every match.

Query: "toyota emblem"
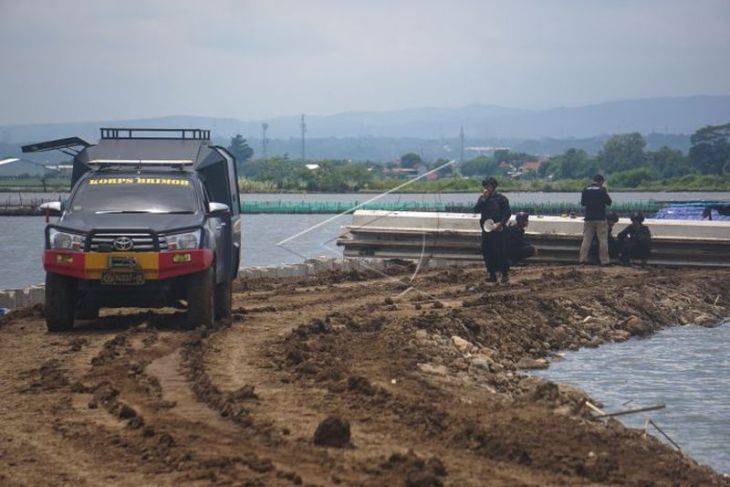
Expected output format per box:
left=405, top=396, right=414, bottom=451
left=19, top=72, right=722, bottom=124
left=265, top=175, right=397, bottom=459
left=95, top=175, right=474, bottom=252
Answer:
left=113, top=236, right=134, bottom=251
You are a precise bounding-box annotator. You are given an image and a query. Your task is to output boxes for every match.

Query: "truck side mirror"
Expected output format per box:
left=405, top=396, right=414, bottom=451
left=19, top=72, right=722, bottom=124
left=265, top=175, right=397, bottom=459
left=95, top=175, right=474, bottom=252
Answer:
left=208, top=202, right=230, bottom=215
left=40, top=201, right=63, bottom=216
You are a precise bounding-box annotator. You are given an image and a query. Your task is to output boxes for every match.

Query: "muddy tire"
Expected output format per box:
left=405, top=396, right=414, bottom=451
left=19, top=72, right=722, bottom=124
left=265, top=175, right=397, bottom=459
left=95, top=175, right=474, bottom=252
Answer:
left=214, top=278, right=233, bottom=320
left=45, top=272, right=77, bottom=332
left=76, top=300, right=100, bottom=320
left=187, top=267, right=215, bottom=329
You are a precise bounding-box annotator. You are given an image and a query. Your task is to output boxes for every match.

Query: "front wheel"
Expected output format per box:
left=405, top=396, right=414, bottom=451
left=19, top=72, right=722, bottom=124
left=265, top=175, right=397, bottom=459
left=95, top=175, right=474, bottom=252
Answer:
left=187, top=267, right=215, bottom=329
left=76, top=298, right=100, bottom=320
left=45, top=273, right=77, bottom=332
left=215, top=278, right=233, bottom=320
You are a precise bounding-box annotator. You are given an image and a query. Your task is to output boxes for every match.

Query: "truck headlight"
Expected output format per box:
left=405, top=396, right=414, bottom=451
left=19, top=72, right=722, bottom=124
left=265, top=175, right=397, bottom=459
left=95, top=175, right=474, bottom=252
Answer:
left=49, top=228, right=85, bottom=251
left=166, top=230, right=201, bottom=250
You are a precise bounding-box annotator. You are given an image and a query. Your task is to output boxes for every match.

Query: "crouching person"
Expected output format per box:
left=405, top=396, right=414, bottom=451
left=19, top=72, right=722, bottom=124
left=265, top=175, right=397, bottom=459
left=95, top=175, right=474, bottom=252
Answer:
left=506, top=212, right=537, bottom=265
left=618, top=212, right=652, bottom=266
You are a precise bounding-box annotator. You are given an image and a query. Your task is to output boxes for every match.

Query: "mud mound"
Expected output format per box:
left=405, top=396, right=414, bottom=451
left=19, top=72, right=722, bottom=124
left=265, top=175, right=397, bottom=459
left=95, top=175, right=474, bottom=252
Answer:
left=379, top=450, right=446, bottom=487
left=22, top=359, right=69, bottom=392
left=313, top=416, right=352, bottom=448
left=0, top=304, right=44, bottom=326
left=1, top=265, right=728, bottom=486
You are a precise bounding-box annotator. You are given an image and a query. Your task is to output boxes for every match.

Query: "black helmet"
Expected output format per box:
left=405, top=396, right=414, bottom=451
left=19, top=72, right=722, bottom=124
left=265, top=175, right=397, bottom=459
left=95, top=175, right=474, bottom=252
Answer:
left=515, top=212, right=529, bottom=224
left=606, top=211, right=619, bottom=224
left=630, top=211, right=645, bottom=223
left=482, top=177, right=498, bottom=188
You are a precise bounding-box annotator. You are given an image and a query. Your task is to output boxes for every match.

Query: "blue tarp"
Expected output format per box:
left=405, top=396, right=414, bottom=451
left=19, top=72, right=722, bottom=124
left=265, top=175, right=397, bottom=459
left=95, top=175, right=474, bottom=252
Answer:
left=652, top=201, right=730, bottom=221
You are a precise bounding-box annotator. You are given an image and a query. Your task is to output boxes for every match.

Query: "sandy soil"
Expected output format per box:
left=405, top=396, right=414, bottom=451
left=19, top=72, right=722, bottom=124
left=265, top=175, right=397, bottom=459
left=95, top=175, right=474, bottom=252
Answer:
left=1, top=263, right=729, bottom=486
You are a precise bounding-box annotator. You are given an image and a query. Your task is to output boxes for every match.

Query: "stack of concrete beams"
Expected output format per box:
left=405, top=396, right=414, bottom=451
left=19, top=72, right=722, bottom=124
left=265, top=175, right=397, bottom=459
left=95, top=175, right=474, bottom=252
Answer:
left=338, top=210, right=730, bottom=268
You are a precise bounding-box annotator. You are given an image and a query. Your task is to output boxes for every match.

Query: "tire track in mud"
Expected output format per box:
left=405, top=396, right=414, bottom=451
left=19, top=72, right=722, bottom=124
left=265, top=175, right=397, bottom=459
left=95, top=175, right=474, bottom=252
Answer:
left=200, top=271, right=567, bottom=486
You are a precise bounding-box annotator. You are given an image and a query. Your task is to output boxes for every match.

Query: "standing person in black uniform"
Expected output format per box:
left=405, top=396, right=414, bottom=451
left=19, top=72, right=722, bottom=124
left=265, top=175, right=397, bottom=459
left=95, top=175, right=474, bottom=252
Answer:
left=578, top=174, right=612, bottom=265
left=474, top=177, right=512, bottom=283
left=506, top=212, right=537, bottom=265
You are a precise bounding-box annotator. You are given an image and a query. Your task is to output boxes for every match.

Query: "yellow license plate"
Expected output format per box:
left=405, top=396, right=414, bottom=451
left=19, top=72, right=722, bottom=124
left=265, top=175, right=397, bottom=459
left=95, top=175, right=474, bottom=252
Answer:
left=100, top=271, right=145, bottom=286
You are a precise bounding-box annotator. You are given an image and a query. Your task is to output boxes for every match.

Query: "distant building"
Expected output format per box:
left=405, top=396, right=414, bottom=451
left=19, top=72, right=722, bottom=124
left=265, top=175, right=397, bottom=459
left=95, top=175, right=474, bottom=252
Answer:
left=0, top=158, right=51, bottom=178
left=498, top=161, right=513, bottom=170
left=521, top=160, right=542, bottom=172
left=465, top=146, right=510, bottom=156
left=384, top=167, right=418, bottom=178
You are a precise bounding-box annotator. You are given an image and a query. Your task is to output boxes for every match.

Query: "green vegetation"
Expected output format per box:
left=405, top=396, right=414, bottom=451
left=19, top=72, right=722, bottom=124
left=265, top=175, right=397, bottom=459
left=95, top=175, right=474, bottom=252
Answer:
left=2, top=125, right=728, bottom=194
left=225, top=123, right=730, bottom=193
left=0, top=177, right=70, bottom=191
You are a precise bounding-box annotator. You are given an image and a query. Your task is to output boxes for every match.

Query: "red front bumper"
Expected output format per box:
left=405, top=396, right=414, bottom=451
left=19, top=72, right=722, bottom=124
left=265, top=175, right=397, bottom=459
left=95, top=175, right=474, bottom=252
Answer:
left=44, top=249, right=214, bottom=280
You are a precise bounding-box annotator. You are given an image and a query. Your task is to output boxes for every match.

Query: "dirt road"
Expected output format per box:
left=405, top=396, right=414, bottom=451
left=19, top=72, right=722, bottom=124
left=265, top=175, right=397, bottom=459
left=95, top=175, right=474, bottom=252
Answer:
left=1, top=264, right=729, bottom=486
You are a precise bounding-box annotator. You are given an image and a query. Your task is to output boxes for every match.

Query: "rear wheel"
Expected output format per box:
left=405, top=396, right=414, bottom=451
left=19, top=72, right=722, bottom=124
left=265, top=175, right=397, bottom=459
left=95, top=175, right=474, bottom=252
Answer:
left=45, top=273, right=77, bottom=332
left=187, top=267, right=215, bottom=329
left=215, top=278, right=233, bottom=320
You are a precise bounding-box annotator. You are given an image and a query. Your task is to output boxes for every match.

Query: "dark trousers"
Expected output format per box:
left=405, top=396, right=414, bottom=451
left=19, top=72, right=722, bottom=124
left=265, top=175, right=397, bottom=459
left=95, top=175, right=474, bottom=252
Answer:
left=509, top=244, right=535, bottom=265
left=481, top=231, right=509, bottom=276
left=620, top=241, right=650, bottom=264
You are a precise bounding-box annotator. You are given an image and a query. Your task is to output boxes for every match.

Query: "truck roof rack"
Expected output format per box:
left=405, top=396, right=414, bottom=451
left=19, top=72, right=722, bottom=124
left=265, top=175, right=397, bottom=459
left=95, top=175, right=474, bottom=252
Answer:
left=100, top=128, right=211, bottom=140
left=86, top=159, right=195, bottom=167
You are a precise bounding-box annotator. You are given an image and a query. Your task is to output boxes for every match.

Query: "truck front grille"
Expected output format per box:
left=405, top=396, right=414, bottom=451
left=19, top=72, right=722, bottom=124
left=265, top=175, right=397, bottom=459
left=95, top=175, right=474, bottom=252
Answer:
left=88, top=233, right=167, bottom=252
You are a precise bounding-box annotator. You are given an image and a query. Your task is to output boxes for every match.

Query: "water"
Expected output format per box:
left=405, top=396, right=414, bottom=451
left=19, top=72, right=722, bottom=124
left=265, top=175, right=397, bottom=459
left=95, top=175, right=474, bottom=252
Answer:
left=0, top=217, right=48, bottom=289
left=0, top=214, right=348, bottom=289
left=533, top=322, right=730, bottom=474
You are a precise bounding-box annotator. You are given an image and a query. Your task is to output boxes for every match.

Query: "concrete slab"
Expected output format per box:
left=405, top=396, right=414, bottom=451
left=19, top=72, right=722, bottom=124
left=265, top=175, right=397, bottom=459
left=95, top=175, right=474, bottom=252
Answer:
left=349, top=210, right=730, bottom=240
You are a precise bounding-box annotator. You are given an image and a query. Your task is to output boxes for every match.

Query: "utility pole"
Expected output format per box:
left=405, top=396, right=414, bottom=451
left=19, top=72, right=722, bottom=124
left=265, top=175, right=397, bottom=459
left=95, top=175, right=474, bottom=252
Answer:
left=459, top=125, right=464, bottom=164
left=261, top=123, right=269, bottom=160
left=300, top=114, right=306, bottom=162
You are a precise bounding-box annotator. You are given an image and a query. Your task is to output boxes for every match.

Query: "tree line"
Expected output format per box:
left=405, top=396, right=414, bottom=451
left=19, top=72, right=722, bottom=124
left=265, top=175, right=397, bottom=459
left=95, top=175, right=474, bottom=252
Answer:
left=225, top=123, right=730, bottom=192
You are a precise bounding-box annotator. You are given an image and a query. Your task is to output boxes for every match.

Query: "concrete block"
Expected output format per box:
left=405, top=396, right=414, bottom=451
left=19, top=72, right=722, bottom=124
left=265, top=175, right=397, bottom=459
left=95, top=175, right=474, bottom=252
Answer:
left=13, top=289, right=27, bottom=308
left=289, top=264, right=310, bottom=277
left=28, top=286, right=45, bottom=306
left=305, top=257, right=336, bottom=272
left=341, top=259, right=358, bottom=272
left=0, top=291, right=14, bottom=309
left=243, top=267, right=265, bottom=279
left=275, top=265, right=299, bottom=278
left=257, top=267, right=270, bottom=278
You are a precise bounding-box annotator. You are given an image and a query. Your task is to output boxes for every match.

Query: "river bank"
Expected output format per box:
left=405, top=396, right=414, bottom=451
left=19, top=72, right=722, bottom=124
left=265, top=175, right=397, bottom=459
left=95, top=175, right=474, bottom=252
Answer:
left=1, top=264, right=728, bottom=485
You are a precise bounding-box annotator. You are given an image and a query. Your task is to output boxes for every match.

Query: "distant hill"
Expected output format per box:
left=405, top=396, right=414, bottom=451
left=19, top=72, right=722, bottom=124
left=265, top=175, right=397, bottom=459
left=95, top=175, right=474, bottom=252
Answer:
left=0, top=95, right=724, bottom=161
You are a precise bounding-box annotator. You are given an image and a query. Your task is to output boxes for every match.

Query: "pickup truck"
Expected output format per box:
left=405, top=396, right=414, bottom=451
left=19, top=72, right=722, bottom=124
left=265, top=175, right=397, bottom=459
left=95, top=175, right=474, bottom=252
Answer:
left=24, top=128, right=241, bottom=331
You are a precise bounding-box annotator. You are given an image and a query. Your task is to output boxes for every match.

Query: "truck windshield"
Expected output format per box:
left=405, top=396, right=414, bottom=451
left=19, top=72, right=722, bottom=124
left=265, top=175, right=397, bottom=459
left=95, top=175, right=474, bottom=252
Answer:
left=69, top=176, right=197, bottom=214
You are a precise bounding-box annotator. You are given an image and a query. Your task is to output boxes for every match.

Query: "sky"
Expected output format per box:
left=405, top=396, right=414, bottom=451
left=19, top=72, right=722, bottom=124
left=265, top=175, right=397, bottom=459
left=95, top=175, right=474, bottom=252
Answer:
left=0, top=0, right=729, bottom=125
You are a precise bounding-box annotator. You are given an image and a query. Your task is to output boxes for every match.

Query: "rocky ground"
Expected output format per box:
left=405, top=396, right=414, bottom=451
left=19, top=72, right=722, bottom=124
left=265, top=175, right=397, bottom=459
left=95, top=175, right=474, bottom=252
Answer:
left=1, top=263, right=729, bottom=486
